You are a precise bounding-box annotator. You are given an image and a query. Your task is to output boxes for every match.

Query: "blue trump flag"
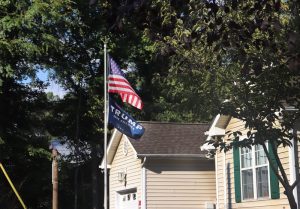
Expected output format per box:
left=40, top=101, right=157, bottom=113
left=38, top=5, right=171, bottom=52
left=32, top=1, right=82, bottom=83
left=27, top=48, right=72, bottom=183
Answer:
left=108, top=99, right=145, bottom=139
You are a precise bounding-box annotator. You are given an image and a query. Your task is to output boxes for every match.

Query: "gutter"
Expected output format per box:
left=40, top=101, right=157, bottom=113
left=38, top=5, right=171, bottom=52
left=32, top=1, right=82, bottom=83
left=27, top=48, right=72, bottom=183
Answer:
left=289, top=129, right=299, bottom=208
left=141, top=157, right=147, bottom=209
left=286, top=107, right=299, bottom=207
left=223, top=143, right=227, bottom=209
left=137, top=154, right=207, bottom=158
left=215, top=152, right=219, bottom=209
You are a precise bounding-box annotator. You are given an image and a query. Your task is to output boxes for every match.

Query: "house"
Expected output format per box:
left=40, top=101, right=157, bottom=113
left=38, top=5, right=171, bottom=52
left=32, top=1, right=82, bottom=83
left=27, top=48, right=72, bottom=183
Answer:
left=102, top=122, right=216, bottom=209
left=202, top=114, right=300, bottom=209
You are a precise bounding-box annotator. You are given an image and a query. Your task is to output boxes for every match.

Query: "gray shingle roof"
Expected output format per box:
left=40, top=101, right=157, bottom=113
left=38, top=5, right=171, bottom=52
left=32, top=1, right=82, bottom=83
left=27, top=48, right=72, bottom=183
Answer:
left=128, top=122, right=209, bottom=156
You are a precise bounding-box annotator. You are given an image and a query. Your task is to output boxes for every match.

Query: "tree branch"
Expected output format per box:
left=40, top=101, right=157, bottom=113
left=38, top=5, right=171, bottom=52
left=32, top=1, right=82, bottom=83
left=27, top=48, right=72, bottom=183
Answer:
left=291, top=177, right=300, bottom=190
left=262, top=142, right=286, bottom=188
left=270, top=140, right=291, bottom=186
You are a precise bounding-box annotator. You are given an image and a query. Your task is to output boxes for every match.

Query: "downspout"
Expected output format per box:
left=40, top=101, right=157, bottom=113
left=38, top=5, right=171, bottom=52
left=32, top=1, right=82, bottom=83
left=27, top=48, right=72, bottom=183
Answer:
left=289, top=129, right=299, bottom=208
left=215, top=152, right=219, bottom=209
left=223, top=140, right=227, bottom=209
left=141, top=157, right=147, bottom=209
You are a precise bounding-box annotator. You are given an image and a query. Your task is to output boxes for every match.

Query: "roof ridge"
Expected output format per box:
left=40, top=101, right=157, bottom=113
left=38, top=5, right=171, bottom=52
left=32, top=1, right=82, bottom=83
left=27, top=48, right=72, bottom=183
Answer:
left=138, top=121, right=210, bottom=125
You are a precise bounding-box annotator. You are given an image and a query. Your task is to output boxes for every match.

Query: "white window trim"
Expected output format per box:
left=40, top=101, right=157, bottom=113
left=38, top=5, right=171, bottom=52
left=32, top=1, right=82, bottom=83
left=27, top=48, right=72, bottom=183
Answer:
left=240, top=143, right=271, bottom=201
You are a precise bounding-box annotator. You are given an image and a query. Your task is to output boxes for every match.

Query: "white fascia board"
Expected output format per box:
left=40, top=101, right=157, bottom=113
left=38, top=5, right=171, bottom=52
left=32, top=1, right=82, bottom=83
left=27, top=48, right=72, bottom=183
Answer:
left=207, top=114, right=221, bottom=134
left=99, top=164, right=111, bottom=169
left=201, top=136, right=215, bottom=151
left=206, top=126, right=226, bottom=136
left=202, top=114, right=227, bottom=151
left=200, top=143, right=215, bottom=151
left=99, top=129, right=122, bottom=169
left=205, top=114, right=226, bottom=136
left=201, top=137, right=215, bottom=151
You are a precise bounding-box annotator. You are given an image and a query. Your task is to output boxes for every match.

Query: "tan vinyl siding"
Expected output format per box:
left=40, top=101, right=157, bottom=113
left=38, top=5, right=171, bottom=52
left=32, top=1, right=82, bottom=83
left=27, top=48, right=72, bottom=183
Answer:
left=216, top=157, right=224, bottom=208
left=109, top=135, right=142, bottom=209
left=216, top=117, right=290, bottom=209
left=146, top=159, right=216, bottom=209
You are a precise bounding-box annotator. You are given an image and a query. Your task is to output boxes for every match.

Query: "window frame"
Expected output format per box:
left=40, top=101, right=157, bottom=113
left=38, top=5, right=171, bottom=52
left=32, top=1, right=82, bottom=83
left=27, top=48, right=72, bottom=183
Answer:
left=240, top=143, right=271, bottom=201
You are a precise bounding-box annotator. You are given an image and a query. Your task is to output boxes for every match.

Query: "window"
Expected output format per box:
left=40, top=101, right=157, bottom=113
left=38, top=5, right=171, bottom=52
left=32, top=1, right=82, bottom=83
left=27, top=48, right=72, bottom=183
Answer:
left=233, top=141, right=279, bottom=203
left=132, top=193, right=136, bottom=200
left=240, top=144, right=269, bottom=200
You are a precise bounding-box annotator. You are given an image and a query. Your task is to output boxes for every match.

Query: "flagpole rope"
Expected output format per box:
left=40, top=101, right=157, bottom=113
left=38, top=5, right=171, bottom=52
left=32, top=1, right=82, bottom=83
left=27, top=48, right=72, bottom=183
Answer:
left=0, top=163, right=27, bottom=209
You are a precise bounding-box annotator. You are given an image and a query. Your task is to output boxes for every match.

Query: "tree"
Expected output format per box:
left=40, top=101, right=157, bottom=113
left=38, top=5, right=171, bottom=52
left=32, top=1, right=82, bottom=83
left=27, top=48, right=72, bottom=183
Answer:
left=0, top=79, right=54, bottom=208
left=38, top=1, right=160, bottom=208
left=0, top=0, right=73, bottom=87
left=122, top=0, right=300, bottom=208
left=3, top=0, right=298, bottom=208
left=0, top=0, right=78, bottom=208
left=1, top=0, right=167, bottom=207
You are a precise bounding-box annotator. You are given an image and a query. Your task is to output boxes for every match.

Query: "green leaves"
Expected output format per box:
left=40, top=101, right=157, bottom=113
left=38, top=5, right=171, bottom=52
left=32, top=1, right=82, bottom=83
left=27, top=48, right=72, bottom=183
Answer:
left=27, top=145, right=50, bottom=159
left=134, top=0, right=299, bottom=144
left=0, top=0, right=74, bottom=87
left=0, top=136, right=4, bottom=145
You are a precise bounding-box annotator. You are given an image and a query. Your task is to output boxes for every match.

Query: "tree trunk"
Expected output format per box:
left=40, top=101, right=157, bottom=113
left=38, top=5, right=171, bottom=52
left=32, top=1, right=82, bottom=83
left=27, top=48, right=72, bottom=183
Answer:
left=74, top=84, right=81, bottom=209
left=52, top=149, right=59, bottom=209
left=286, top=187, right=298, bottom=209
left=74, top=167, right=79, bottom=209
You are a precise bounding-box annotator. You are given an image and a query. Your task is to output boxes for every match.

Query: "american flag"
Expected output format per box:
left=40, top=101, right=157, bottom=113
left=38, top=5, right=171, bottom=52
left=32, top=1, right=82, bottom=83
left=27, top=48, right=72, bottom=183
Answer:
left=108, top=57, right=143, bottom=110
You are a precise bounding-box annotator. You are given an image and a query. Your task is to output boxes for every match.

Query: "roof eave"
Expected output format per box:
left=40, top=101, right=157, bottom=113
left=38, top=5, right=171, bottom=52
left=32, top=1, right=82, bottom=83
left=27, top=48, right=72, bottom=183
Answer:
left=136, top=154, right=206, bottom=158
left=201, top=114, right=231, bottom=151
left=99, top=129, right=123, bottom=169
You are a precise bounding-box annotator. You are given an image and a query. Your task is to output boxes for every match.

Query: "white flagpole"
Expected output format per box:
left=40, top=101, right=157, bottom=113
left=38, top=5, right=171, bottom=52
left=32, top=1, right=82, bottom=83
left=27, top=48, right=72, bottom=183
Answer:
left=103, top=43, right=108, bottom=209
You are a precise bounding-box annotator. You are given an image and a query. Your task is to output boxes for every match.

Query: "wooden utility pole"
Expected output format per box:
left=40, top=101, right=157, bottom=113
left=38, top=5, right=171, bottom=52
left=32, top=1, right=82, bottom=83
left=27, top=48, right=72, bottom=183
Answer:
left=52, top=149, right=58, bottom=209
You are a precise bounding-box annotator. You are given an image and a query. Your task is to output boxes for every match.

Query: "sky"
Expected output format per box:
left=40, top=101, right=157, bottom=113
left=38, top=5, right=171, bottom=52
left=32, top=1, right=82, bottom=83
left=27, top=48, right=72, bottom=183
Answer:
left=37, top=70, right=67, bottom=98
